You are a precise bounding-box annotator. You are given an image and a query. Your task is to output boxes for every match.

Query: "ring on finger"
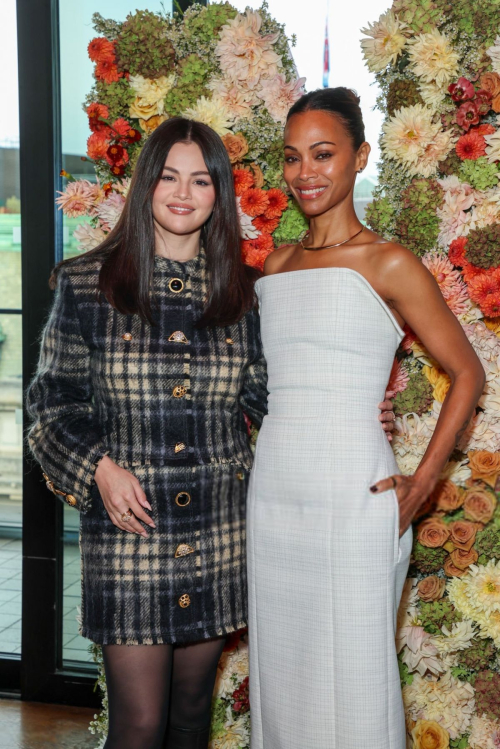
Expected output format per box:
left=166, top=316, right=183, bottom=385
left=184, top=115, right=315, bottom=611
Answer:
left=121, top=510, right=133, bottom=523
left=390, top=476, right=398, bottom=489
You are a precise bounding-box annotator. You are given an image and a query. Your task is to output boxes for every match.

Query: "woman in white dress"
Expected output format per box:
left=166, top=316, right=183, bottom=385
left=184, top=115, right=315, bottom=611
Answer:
left=247, top=88, right=484, bottom=749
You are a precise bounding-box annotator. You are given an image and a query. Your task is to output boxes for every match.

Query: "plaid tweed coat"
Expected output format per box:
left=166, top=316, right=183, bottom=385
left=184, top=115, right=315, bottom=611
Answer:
left=26, top=250, right=268, bottom=644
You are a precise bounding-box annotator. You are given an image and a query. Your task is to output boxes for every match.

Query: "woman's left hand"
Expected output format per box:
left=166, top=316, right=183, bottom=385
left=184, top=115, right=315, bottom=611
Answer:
left=378, top=390, right=396, bottom=442
left=370, top=474, right=432, bottom=537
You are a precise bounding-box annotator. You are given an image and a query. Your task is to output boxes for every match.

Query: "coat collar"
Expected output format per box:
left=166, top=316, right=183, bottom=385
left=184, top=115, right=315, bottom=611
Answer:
left=154, top=247, right=207, bottom=278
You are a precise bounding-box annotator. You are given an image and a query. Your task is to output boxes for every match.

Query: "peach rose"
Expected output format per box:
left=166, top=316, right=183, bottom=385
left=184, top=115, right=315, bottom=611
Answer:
left=129, top=97, right=161, bottom=120
left=222, top=132, right=249, bottom=164
left=448, top=520, right=477, bottom=551
left=417, top=518, right=450, bottom=548
left=450, top=547, right=479, bottom=570
left=431, top=479, right=464, bottom=514
left=444, top=555, right=467, bottom=577
left=493, top=93, right=500, bottom=114
left=468, top=450, right=500, bottom=488
left=479, top=72, right=500, bottom=98
left=417, top=575, right=446, bottom=602
left=139, top=114, right=168, bottom=133
left=463, top=488, right=497, bottom=524
left=412, top=719, right=450, bottom=749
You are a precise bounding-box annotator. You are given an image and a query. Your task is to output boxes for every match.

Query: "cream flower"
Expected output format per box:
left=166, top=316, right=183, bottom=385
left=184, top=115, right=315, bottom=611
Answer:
left=456, top=299, right=484, bottom=325
left=208, top=78, right=256, bottom=120
left=360, top=11, right=408, bottom=73
left=440, top=459, right=471, bottom=486
left=418, top=80, right=449, bottom=109
left=433, top=620, right=476, bottom=655
left=409, top=29, right=459, bottom=88
left=210, top=711, right=250, bottom=749
left=436, top=180, right=476, bottom=247
left=397, top=578, right=420, bottom=631
left=183, top=96, right=234, bottom=136
left=408, top=130, right=456, bottom=178
left=216, top=10, right=280, bottom=87
left=471, top=189, right=500, bottom=230
left=485, top=117, right=500, bottom=163
left=447, top=560, right=500, bottom=645
left=403, top=671, right=475, bottom=739
left=129, top=74, right=175, bottom=107
left=460, top=410, right=500, bottom=453
left=73, top=223, right=106, bottom=252
left=382, top=104, right=439, bottom=168
left=393, top=413, right=435, bottom=474
left=399, top=625, right=446, bottom=677
left=258, top=74, right=306, bottom=124
left=486, top=35, right=500, bottom=75
left=237, top=197, right=260, bottom=240
left=468, top=714, right=500, bottom=749
left=95, top=192, right=126, bottom=232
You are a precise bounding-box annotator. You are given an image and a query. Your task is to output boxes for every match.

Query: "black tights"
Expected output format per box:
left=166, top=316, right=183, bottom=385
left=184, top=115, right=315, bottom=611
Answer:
left=102, top=637, right=226, bottom=749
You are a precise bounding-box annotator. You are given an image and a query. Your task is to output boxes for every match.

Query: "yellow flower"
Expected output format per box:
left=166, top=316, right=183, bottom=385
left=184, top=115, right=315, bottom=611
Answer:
left=129, top=74, right=175, bottom=107
left=382, top=104, right=439, bottom=167
left=409, top=29, right=459, bottom=88
left=412, top=720, right=450, bottom=749
left=423, top=365, right=451, bottom=403
left=484, top=317, right=500, bottom=336
left=139, top=115, right=168, bottom=134
left=183, top=96, right=234, bottom=136
left=361, top=11, right=408, bottom=73
left=129, top=97, right=162, bottom=121
left=447, top=560, right=500, bottom=645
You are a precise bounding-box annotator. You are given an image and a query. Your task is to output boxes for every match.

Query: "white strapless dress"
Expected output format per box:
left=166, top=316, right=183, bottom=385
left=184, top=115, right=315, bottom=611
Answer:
left=247, top=268, right=412, bottom=749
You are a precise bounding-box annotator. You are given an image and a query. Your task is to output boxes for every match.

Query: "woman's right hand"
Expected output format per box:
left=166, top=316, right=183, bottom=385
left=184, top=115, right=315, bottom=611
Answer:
left=94, top=456, right=155, bottom=538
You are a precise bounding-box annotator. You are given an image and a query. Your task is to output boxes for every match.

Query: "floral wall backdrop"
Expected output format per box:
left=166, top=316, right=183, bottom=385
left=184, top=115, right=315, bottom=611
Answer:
left=362, top=2, right=500, bottom=748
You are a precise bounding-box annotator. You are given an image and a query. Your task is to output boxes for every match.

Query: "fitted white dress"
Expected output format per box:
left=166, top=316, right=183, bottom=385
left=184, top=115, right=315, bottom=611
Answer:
left=247, top=268, right=413, bottom=749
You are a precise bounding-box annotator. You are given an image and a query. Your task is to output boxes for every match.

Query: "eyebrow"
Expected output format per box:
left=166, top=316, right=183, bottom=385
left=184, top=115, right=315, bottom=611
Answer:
left=284, top=141, right=336, bottom=151
left=163, top=166, right=210, bottom=176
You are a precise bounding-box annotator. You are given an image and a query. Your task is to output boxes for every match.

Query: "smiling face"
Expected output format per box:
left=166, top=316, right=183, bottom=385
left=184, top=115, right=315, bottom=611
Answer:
left=283, top=110, right=370, bottom=218
left=152, top=141, right=217, bottom=237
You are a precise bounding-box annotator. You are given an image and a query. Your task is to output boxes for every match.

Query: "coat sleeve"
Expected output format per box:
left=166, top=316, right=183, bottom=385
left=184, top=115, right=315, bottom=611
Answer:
left=26, top=269, right=107, bottom=512
left=239, top=351, right=269, bottom=430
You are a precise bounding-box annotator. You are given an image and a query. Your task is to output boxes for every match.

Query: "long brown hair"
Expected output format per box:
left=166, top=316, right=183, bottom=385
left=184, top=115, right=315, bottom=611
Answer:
left=54, top=117, right=258, bottom=327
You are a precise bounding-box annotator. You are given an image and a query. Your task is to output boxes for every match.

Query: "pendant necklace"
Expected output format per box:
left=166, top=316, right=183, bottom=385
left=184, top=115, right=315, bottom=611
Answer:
left=300, top=226, right=365, bottom=251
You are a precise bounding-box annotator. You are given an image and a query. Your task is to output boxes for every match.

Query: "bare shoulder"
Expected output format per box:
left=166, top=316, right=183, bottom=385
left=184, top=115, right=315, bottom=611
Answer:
left=370, top=241, right=436, bottom=301
left=263, top=244, right=298, bottom=276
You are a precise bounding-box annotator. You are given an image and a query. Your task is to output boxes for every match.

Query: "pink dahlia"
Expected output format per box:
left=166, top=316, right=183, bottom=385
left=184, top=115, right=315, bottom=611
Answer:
left=448, top=77, right=475, bottom=102
left=55, top=180, right=96, bottom=217
left=258, top=74, right=306, bottom=124
left=456, top=100, right=480, bottom=131
left=387, top=358, right=409, bottom=395
left=95, top=192, right=126, bottom=231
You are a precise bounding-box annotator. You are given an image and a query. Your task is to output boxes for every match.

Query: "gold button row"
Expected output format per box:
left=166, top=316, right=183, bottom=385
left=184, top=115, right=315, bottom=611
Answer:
left=42, top=473, right=77, bottom=506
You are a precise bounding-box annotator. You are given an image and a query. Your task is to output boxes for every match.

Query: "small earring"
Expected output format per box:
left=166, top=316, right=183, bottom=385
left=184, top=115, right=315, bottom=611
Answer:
left=358, top=168, right=364, bottom=173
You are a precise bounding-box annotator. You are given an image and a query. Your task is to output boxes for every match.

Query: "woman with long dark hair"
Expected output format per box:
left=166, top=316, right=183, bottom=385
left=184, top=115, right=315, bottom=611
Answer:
left=247, top=89, right=484, bottom=749
left=26, top=117, right=266, bottom=749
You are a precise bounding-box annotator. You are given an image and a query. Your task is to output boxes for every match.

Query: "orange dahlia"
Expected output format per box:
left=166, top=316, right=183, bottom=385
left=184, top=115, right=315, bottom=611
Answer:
left=448, top=237, right=467, bottom=267
left=240, top=188, right=269, bottom=217
left=252, top=215, right=280, bottom=234
left=477, top=123, right=496, bottom=136
left=233, top=169, right=255, bottom=196
left=242, top=234, right=274, bottom=271
left=111, top=118, right=134, bottom=139
left=95, top=59, right=121, bottom=84
left=264, top=188, right=288, bottom=219
left=87, top=103, right=110, bottom=133
left=456, top=130, right=486, bottom=160
left=462, top=260, right=485, bottom=284
left=87, top=37, right=115, bottom=64
left=468, top=269, right=500, bottom=316
left=87, top=131, right=110, bottom=160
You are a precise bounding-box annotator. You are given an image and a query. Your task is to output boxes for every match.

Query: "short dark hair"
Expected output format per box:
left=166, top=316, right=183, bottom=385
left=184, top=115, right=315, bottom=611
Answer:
left=287, top=87, right=365, bottom=150
left=53, top=117, right=257, bottom=327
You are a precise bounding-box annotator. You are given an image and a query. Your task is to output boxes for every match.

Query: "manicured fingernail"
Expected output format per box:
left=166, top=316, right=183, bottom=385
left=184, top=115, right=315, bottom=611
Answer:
left=149, top=522, right=156, bottom=528
left=146, top=504, right=152, bottom=511
left=370, top=485, right=378, bottom=493
left=141, top=532, right=148, bottom=538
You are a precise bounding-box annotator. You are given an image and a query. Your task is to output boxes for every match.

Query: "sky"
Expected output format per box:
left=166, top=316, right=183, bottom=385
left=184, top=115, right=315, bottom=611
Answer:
left=1, top=0, right=390, bottom=176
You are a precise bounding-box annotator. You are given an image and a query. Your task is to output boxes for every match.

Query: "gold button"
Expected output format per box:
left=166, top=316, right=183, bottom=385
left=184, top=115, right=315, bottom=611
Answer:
left=169, top=278, right=184, bottom=293
left=179, top=594, right=191, bottom=608
left=175, top=543, right=195, bottom=558
left=168, top=331, right=188, bottom=344
left=226, top=338, right=234, bottom=345
left=173, top=385, right=187, bottom=398
left=66, top=495, right=77, bottom=507
left=236, top=471, right=245, bottom=481
left=122, top=332, right=133, bottom=341
left=175, top=442, right=186, bottom=454
left=175, top=492, right=191, bottom=507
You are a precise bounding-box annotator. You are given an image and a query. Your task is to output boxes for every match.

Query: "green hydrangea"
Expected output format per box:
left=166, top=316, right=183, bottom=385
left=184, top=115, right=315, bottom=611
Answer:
left=465, top=224, right=500, bottom=269
left=419, top=598, right=462, bottom=635
left=92, top=79, right=136, bottom=122
left=272, top=202, right=308, bottom=246
left=472, top=670, right=500, bottom=721
left=458, top=638, right=496, bottom=672
left=438, top=151, right=463, bottom=177
left=115, top=11, right=175, bottom=78
left=91, top=11, right=123, bottom=40
left=394, top=368, right=434, bottom=417
left=449, top=736, right=471, bottom=749
left=164, top=55, right=210, bottom=116
left=395, top=178, right=444, bottom=256
left=182, top=2, right=237, bottom=45
left=459, top=157, right=499, bottom=191
left=387, top=80, right=424, bottom=117
left=365, top=196, right=396, bottom=237
left=239, top=111, right=284, bottom=173
left=392, top=0, right=446, bottom=33
left=411, top=541, right=447, bottom=574
left=210, top=697, right=228, bottom=740
left=449, top=0, right=500, bottom=48
left=475, top=525, right=500, bottom=562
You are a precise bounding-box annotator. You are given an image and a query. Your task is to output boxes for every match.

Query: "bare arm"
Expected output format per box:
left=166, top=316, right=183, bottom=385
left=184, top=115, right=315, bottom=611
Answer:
left=371, top=247, right=485, bottom=534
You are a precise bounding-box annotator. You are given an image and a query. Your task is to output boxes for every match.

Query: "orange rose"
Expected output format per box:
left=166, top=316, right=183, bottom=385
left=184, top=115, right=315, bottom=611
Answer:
left=463, top=488, right=497, bottom=524
left=417, top=575, right=446, bottom=602
left=139, top=115, right=167, bottom=133
left=450, top=547, right=478, bottom=570
left=417, top=518, right=450, bottom=548
left=222, top=132, right=249, bottom=164
left=493, top=93, right=500, bottom=114
left=479, top=72, right=500, bottom=98
left=412, top=719, right=450, bottom=749
left=448, top=520, right=477, bottom=551
left=431, top=479, right=464, bottom=514
left=468, top=450, right=500, bottom=488
left=444, top=555, right=467, bottom=577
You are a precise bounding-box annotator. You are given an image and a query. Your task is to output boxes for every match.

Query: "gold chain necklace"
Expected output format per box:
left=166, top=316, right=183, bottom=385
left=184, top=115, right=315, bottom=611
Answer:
left=300, top=226, right=365, bottom=251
